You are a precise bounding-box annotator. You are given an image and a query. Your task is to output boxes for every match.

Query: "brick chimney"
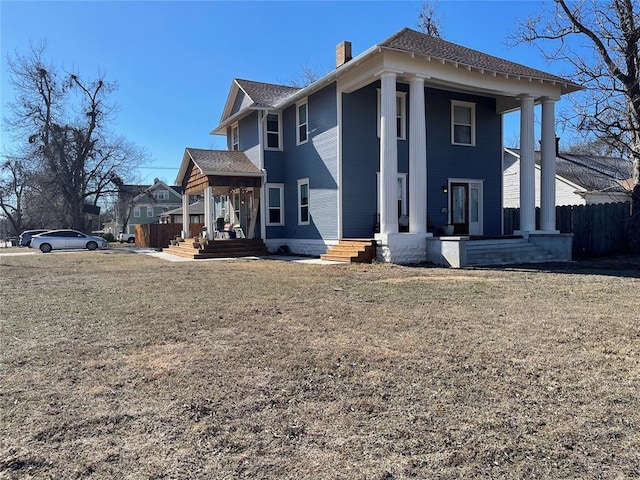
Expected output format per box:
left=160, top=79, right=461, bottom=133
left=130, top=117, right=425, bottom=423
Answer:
left=336, top=41, right=352, bottom=68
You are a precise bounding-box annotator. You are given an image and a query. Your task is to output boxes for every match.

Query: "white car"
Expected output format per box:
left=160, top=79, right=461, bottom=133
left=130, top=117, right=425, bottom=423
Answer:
left=117, top=232, right=136, bottom=243
left=29, top=229, right=109, bottom=253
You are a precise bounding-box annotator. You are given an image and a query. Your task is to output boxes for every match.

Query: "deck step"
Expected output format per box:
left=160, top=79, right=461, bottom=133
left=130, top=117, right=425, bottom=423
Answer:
left=321, top=239, right=376, bottom=263
left=162, top=238, right=268, bottom=260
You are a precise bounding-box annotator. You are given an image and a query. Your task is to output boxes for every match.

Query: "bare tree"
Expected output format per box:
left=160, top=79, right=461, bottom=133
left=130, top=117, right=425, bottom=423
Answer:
left=417, top=0, right=444, bottom=38
left=0, top=155, right=29, bottom=235
left=4, top=42, right=146, bottom=232
left=511, top=0, right=640, bottom=249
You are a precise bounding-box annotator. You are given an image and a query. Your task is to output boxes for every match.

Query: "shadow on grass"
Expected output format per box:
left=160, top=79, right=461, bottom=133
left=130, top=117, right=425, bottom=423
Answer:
left=475, top=254, right=640, bottom=279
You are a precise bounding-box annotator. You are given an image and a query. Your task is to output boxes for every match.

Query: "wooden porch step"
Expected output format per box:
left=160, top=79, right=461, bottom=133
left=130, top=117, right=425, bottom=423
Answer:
left=163, top=238, right=268, bottom=260
left=320, top=239, right=376, bottom=263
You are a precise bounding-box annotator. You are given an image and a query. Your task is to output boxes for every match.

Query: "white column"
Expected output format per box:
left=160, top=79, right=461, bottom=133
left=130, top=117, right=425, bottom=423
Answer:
left=519, top=95, right=536, bottom=233
left=409, top=75, right=427, bottom=233
left=540, top=98, right=557, bottom=232
left=181, top=193, right=190, bottom=239
left=203, top=186, right=213, bottom=239
left=379, top=72, right=398, bottom=234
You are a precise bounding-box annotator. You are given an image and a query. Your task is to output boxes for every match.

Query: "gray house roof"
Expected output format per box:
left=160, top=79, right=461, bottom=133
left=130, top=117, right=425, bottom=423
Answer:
left=185, top=148, right=263, bottom=176
left=214, top=27, right=581, bottom=133
left=506, top=148, right=633, bottom=193
left=235, top=79, right=301, bottom=109
left=380, top=28, right=572, bottom=85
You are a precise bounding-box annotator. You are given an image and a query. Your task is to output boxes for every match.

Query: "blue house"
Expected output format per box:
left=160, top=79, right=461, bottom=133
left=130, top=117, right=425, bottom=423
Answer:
left=175, top=28, right=581, bottom=266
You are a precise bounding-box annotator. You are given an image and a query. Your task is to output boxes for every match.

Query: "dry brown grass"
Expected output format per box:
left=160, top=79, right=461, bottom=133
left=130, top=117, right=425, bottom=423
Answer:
left=1, top=250, right=640, bottom=479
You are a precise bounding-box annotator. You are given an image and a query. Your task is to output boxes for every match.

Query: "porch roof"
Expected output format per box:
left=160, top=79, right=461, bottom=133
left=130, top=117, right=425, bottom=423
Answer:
left=176, top=148, right=264, bottom=194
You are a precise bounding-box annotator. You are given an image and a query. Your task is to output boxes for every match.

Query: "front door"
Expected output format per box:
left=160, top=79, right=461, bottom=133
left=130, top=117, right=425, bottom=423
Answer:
left=450, top=181, right=483, bottom=235
left=450, top=183, right=469, bottom=234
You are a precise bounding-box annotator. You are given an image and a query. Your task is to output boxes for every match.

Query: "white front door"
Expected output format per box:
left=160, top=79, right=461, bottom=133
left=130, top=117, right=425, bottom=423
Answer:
left=449, top=179, right=483, bottom=235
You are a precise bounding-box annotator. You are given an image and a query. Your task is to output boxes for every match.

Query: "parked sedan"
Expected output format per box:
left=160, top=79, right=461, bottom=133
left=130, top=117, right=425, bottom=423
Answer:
left=29, top=229, right=109, bottom=253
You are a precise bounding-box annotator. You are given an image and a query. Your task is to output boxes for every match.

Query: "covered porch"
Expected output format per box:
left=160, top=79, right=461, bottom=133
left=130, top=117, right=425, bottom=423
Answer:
left=171, top=148, right=268, bottom=258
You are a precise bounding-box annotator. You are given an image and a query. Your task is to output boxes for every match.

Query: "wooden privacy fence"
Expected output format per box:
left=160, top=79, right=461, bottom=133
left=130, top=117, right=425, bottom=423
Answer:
left=135, top=223, right=205, bottom=248
left=504, top=202, right=632, bottom=257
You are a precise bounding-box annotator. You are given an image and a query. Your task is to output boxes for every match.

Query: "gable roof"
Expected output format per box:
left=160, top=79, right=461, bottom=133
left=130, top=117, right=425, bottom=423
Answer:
left=176, top=148, right=263, bottom=185
left=235, top=79, right=301, bottom=109
left=505, top=148, right=633, bottom=194
left=131, top=179, right=182, bottom=202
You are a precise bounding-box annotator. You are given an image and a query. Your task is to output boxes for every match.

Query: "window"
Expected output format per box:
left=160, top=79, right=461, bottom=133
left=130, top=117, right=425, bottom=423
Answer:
left=266, top=183, right=284, bottom=226
left=265, top=113, right=281, bottom=150
left=153, top=189, right=169, bottom=201
left=231, top=124, right=239, bottom=151
left=451, top=100, right=475, bottom=146
left=147, top=206, right=154, bottom=217
left=296, top=100, right=308, bottom=145
left=297, top=178, right=309, bottom=225
left=377, top=91, right=406, bottom=140
left=376, top=173, right=407, bottom=217
left=134, top=206, right=141, bottom=218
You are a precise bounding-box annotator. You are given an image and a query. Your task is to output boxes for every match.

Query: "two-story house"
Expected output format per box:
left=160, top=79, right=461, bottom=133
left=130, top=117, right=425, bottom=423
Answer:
left=175, top=28, right=581, bottom=265
left=112, top=179, right=183, bottom=241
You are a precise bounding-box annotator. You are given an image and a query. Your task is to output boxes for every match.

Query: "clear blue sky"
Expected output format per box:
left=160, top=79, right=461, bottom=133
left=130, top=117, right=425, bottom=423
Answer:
left=1, top=1, right=578, bottom=186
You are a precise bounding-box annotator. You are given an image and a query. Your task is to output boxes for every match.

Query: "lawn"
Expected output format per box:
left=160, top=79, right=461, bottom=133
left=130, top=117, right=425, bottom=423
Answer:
left=1, top=250, right=639, bottom=479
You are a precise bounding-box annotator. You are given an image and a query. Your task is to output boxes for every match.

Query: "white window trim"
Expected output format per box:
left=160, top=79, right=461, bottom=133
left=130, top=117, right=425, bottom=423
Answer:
left=264, top=112, right=282, bottom=151
left=451, top=100, right=476, bottom=146
left=296, top=100, right=308, bottom=145
left=133, top=206, right=141, bottom=218
left=297, top=178, right=310, bottom=225
left=231, top=123, right=239, bottom=151
left=146, top=206, right=154, bottom=217
left=377, top=90, right=407, bottom=140
left=376, top=172, right=408, bottom=216
left=265, top=183, right=285, bottom=226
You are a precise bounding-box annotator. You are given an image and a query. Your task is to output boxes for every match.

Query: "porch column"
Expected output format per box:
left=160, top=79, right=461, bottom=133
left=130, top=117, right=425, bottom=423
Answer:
left=519, top=95, right=536, bottom=233
left=409, top=75, right=427, bottom=233
left=203, top=186, right=213, bottom=239
left=379, top=71, right=398, bottom=234
left=181, top=193, right=190, bottom=239
left=540, top=98, right=558, bottom=232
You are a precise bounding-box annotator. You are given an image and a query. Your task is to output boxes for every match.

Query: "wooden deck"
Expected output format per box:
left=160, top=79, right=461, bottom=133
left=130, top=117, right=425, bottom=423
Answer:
left=163, top=238, right=268, bottom=260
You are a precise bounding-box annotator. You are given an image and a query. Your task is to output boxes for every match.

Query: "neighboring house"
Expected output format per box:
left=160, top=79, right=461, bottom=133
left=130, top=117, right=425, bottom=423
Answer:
left=175, top=28, right=581, bottom=264
left=159, top=201, right=202, bottom=226
left=112, top=179, right=183, bottom=236
left=504, top=147, right=633, bottom=207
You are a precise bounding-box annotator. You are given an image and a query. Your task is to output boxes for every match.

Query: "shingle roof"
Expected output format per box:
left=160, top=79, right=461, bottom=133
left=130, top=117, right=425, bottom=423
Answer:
left=185, top=148, right=262, bottom=176
left=508, top=148, right=633, bottom=193
left=235, top=79, right=301, bottom=109
left=380, top=28, right=574, bottom=85
left=555, top=153, right=633, bottom=193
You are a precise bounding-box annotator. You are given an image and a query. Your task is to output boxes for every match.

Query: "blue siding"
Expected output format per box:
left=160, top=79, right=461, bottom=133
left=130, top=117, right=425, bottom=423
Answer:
left=342, top=83, right=503, bottom=237
left=265, top=83, right=338, bottom=240
left=425, top=89, right=502, bottom=234
left=230, top=90, right=246, bottom=116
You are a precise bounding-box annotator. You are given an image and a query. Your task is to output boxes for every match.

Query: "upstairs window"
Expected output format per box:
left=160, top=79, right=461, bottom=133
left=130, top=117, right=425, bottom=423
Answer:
left=153, top=189, right=168, bottom=201
left=231, top=124, right=239, bottom=151
left=265, top=113, right=282, bottom=150
left=133, top=206, right=141, bottom=218
left=377, top=91, right=406, bottom=140
left=147, top=206, right=154, bottom=217
left=296, top=100, right=308, bottom=145
left=451, top=100, right=475, bottom=146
